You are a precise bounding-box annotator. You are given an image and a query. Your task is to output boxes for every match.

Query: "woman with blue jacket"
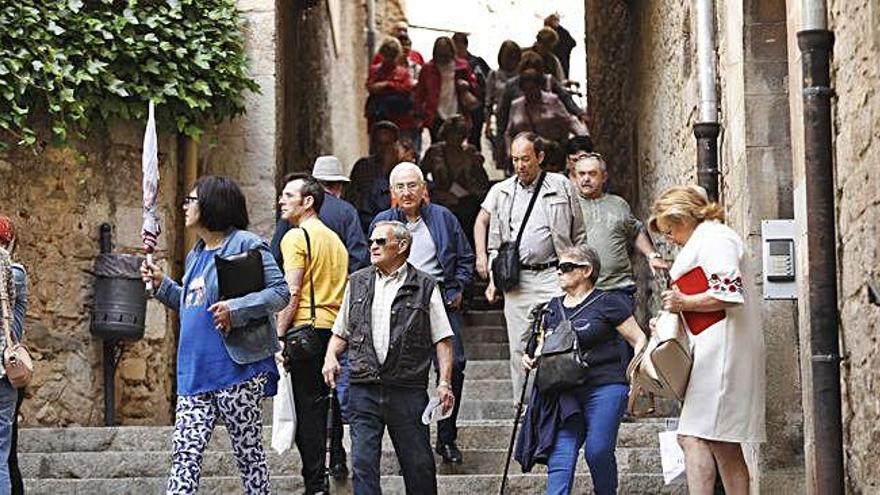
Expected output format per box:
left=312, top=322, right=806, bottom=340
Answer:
left=141, top=176, right=289, bottom=494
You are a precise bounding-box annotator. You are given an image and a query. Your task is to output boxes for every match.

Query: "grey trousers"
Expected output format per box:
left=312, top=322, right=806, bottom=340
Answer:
left=502, top=267, right=562, bottom=402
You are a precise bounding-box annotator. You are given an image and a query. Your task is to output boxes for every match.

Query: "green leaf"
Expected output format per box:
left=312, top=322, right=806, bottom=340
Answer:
left=47, top=20, right=65, bottom=35
left=68, top=0, right=84, bottom=13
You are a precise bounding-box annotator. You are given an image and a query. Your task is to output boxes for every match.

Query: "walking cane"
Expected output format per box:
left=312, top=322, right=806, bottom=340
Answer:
left=324, top=387, right=335, bottom=493
left=499, top=304, right=547, bottom=495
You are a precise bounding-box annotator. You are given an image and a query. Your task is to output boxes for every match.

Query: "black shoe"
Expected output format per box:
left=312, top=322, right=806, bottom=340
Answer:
left=435, top=442, right=463, bottom=464
left=330, top=460, right=349, bottom=480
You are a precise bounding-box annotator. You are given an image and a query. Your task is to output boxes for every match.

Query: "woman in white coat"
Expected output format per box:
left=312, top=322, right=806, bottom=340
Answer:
left=648, top=185, right=765, bottom=495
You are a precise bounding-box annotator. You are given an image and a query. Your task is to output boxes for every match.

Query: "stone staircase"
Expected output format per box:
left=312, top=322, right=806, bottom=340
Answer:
left=18, top=308, right=684, bottom=494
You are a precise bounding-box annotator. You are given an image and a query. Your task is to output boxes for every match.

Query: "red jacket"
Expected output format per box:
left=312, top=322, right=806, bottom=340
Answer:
left=365, top=62, right=418, bottom=130
left=415, top=57, right=477, bottom=129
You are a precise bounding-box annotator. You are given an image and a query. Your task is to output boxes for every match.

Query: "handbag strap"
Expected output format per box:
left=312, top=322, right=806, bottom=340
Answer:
left=512, top=171, right=547, bottom=247
left=300, top=228, right=316, bottom=324
left=0, top=251, right=15, bottom=350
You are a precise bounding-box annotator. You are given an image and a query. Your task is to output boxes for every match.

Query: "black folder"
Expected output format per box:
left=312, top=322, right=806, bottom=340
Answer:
left=215, top=249, right=265, bottom=300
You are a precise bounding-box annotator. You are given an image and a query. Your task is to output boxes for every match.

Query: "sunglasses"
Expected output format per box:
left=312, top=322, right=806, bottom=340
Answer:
left=557, top=262, right=590, bottom=274
left=182, top=195, right=198, bottom=206
left=368, top=237, right=391, bottom=247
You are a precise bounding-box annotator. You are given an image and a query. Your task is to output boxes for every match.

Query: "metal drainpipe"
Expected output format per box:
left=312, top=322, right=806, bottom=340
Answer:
left=798, top=1, right=845, bottom=492
left=366, top=0, right=376, bottom=63
left=694, top=0, right=721, bottom=201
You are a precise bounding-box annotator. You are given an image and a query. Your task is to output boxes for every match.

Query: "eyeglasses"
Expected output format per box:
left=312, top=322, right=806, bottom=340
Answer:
left=368, top=237, right=390, bottom=247
left=392, top=181, right=422, bottom=193
left=182, top=196, right=198, bottom=206
left=557, top=262, right=590, bottom=274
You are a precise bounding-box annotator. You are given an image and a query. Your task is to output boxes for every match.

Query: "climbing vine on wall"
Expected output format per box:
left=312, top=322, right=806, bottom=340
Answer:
left=0, top=0, right=259, bottom=149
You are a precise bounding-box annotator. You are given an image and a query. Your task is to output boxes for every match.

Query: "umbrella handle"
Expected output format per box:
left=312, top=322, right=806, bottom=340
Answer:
left=145, top=252, right=154, bottom=295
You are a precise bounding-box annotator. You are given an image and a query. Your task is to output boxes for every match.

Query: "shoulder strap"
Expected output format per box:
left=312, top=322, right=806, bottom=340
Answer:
left=0, top=249, right=14, bottom=348
left=514, top=171, right=547, bottom=246
left=300, top=228, right=316, bottom=324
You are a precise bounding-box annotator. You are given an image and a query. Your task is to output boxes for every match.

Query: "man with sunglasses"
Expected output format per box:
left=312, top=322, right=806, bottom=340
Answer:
left=570, top=154, right=669, bottom=309
left=371, top=162, right=474, bottom=464
left=322, top=220, right=456, bottom=495
left=481, top=131, right=587, bottom=402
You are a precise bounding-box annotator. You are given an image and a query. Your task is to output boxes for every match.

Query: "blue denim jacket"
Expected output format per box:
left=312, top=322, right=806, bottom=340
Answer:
left=11, top=264, right=27, bottom=340
left=155, top=229, right=289, bottom=364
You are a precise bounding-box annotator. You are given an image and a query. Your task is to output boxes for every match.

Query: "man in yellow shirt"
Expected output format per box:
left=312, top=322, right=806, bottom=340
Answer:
left=278, top=175, right=349, bottom=492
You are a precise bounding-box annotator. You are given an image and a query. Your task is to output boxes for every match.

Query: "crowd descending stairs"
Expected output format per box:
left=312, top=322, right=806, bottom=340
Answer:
left=19, top=306, right=684, bottom=494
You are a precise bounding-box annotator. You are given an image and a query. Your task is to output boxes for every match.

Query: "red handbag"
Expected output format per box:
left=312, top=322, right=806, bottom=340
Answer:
left=672, top=266, right=726, bottom=335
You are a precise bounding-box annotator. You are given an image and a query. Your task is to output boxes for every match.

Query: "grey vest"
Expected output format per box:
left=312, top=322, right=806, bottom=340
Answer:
left=346, top=264, right=436, bottom=389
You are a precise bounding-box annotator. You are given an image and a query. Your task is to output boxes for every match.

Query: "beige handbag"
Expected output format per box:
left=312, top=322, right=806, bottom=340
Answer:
left=627, top=310, right=692, bottom=406
left=0, top=249, right=33, bottom=389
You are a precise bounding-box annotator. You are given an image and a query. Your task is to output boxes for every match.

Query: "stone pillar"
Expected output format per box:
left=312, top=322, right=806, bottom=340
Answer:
left=203, top=0, right=280, bottom=238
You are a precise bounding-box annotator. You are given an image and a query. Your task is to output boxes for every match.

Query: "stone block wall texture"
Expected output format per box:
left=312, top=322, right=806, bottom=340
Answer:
left=201, top=0, right=280, bottom=238
left=280, top=0, right=369, bottom=181
left=829, top=0, right=880, bottom=492
left=0, top=124, right=180, bottom=426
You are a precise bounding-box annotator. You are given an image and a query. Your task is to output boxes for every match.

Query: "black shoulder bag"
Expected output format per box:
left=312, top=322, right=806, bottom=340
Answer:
left=282, top=228, right=324, bottom=364
left=535, top=293, right=605, bottom=395
left=491, top=171, right=546, bottom=293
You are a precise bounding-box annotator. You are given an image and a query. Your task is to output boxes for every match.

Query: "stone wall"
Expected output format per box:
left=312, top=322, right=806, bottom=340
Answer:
left=0, top=124, right=180, bottom=426
left=629, top=0, right=698, bottom=218
left=828, top=0, right=880, bottom=491
left=202, top=0, right=280, bottom=238
left=280, top=0, right=368, bottom=181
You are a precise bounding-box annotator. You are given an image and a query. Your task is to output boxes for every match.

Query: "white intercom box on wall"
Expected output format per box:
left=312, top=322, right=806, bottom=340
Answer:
left=761, top=220, right=797, bottom=300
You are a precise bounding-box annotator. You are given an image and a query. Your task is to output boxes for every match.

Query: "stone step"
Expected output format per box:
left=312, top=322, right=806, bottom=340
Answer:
left=462, top=379, right=513, bottom=401
left=462, top=309, right=505, bottom=327
left=464, top=342, right=509, bottom=360
left=20, top=446, right=663, bottom=479
left=463, top=360, right=509, bottom=380
left=19, top=420, right=670, bottom=454
left=461, top=325, right=508, bottom=343
left=23, top=473, right=686, bottom=494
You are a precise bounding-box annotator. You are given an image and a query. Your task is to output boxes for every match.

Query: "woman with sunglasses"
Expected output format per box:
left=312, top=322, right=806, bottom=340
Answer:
left=515, top=244, right=646, bottom=494
left=649, top=185, right=764, bottom=495
left=141, top=176, right=289, bottom=494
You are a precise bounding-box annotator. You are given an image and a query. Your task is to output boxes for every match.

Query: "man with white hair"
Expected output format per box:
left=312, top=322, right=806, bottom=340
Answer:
left=322, top=220, right=456, bottom=494
left=370, top=162, right=474, bottom=464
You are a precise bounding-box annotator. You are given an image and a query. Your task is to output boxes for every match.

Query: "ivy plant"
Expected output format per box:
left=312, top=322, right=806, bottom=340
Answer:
left=0, top=0, right=260, bottom=149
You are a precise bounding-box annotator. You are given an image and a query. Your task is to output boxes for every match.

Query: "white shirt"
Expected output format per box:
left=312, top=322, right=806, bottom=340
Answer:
left=331, top=264, right=453, bottom=364
left=437, top=62, right=458, bottom=120
left=406, top=218, right=444, bottom=280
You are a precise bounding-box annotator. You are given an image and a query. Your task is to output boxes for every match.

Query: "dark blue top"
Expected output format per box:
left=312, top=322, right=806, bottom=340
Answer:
left=371, top=202, right=475, bottom=303
left=177, top=249, right=278, bottom=396
left=271, top=193, right=370, bottom=274
left=343, top=156, right=391, bottom=235
left=514, top=290, right=633, bottom=471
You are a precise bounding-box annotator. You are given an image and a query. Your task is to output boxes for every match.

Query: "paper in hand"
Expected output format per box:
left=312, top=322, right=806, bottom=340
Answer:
left=421, top=397, right=454, bottom=425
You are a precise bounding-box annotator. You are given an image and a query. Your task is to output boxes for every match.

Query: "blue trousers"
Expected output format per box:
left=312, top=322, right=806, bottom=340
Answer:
left=546, top=383, right=629, bottom=495
left=0, top=380, right=18, bottom=495
left=349, top=384, right=436, bottom=495
left=436, top=309, right=466, bottom=445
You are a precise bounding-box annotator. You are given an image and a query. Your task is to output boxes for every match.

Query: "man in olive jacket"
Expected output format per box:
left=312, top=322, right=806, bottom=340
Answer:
left=323, top=220, right=455, bottom=495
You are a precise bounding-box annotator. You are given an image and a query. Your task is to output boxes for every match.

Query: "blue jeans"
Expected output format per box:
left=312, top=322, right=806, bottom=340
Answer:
left=0, top=381, right=20, bottom=494
left=336, top=352, right=350, bottom=421
left=349, top=384, right=436, bottom=495
left=546, top=383, right=629, bottom=495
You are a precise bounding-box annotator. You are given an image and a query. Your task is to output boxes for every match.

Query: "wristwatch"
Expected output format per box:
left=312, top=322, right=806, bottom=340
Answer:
left=438, top=380, right=451, bottom=388
left=647, top=252, right=663, bottom=260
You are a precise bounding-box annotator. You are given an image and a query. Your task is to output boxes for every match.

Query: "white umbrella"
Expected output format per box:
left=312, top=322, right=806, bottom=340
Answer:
left=141, top=101, right=160, bottom=292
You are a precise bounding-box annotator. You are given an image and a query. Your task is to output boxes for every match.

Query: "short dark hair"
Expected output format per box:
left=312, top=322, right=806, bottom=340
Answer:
left=452, top=32, right=469, bottom=47
left=566, top=135, right=595, bottom=155
left=194, top=176, right=249, bottom=232
left=297, top=176, right=325, bottom=213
